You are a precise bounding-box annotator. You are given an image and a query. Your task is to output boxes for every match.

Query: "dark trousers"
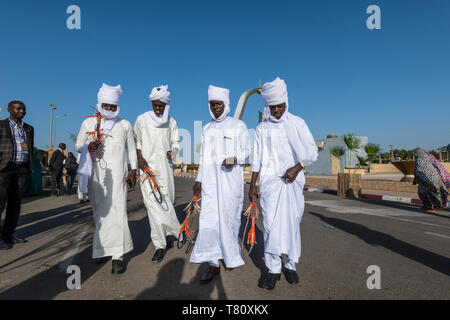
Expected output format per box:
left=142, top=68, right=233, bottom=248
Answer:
left=0, top=163, right=30, bottom=237
left=51, top=170, right=63, bottom=195
left=67, top=173, right=76, bottom=192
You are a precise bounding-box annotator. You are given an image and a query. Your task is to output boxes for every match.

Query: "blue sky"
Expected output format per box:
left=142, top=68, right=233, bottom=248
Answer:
left=1, top=0, right=449, bottom=158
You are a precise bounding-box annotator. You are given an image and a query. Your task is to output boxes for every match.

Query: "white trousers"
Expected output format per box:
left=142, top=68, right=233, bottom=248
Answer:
left=208, top=260, right=220, bottom=267
left=264, top=252, right=296, bottom=274
left=77, top=185, right=88, bottom=201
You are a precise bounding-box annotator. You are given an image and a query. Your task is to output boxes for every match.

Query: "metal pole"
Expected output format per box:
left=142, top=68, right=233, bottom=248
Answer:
left=54, top=116, right=57, bottom=147
left=233, top=87, right=262, bottom=120
left=49, top=104, right=56, bottom=147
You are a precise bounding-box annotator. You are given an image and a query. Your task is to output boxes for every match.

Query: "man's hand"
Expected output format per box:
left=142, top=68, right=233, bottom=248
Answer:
left=282, top=163, right=303, bottom=183
left=137, top=149, right=149, bottom=171
left=248, top=184, right=259, bottom=202
left=88, top=141, right=101, bottom=153
left=126, top=169, right=138, bottom=189
left=222, top=156, right=237, bottom=169
left=138, top=158, right=149, bottom=171
left=193, top=181, right=202, bottom=196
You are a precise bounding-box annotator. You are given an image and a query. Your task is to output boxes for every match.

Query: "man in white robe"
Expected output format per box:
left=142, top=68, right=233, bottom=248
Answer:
left=134, top=85, right=181, bottom=263
left=191, top=85, right=250, bottom=283
left=75, top=83, right=138, bottom=274
left=249, top=77, right=318, bottom=290
left=76, top=153, right=88, bottom=203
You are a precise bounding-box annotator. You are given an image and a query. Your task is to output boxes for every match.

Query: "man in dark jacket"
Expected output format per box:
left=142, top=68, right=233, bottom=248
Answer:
left=0, top=101, right=34, bottom=249
left=64, top=152, right=78, bottom=194
left=49, top=143, right=66, bottom=196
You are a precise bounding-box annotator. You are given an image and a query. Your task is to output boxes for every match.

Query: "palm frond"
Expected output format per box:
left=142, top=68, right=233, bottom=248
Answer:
left=330, top=146, right=345, bottom=158
left=343, top=134, right=360, bottom=151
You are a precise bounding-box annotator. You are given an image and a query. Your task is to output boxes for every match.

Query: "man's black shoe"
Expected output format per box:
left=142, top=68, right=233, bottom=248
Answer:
left=0, top=239, right=10, bottom=250
left=111, top=260, right=126, bottom=274
left=283, top=268, right=299, bottom=284
left=152, top=248, right=166, bottom=263
left=3, top=234, right=27, bottom=244
left=200, top=265, right=220, bottom=283
left=261, top=273, right=280, bottom=290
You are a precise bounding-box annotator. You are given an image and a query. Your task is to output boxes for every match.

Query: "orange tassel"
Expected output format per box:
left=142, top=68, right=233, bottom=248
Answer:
left=178, top=196, right=201, bottom=236
left=243, top=201, right=259, bottom=248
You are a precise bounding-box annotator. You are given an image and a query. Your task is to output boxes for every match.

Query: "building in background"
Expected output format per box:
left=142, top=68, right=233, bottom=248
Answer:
left=305, top=134, right=369, bottom=175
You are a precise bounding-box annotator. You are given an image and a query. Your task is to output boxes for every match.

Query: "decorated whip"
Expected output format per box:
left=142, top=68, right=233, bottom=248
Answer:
left=178, top=195, right=201, bottom=253
left=85, top=107, right=108, bottom=164
left=242, top=200, right=259, bottom=256
left=138, top=167, right=163, bottom=204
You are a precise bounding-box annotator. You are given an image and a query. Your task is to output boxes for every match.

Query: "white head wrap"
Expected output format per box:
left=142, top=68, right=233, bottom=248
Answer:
left=97, top=83, right=123, bottom=106
left=145, top=85, right=171, bottom=127
left=261, top=77, right=289, bottom=122
left=261, top=77, right=318, bottom=170
left=208, top=85, right=230, bottom=122
left=150, top=85, right=170, bottom=105
left=96, top=83, right=122, bottom=119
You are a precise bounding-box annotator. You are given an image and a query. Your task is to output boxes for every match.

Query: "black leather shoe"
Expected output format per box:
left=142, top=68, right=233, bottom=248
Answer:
left=111, top=260, right=126, bottom=274
left=261, top=273, right=280, bottom=290
left=3, top=234, right=27, bottom=244
left=0, top=239, right=10, bottom=250
left=200, top=266, right=220, bottom=283
left=283, top=268, right=299, bottom=284
left=152, top=249, right=166, bottom=263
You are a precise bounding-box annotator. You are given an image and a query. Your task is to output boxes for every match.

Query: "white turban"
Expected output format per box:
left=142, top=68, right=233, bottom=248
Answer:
left=208, top=85, right=230, bottom=122
left=145, top=84, right=171, bottom=128
left=261, top=77, right=289, bottom=120
left=149, top=85, right=170, bottom=105
left=97, top=83, right=123, bottom=106
left=261, top=77, right=318, bottom=170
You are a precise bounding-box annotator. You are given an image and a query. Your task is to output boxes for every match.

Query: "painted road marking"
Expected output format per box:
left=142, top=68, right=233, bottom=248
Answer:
left=58, top=224, right=90, bottom=272
left=306, top=200, right=450, bottom=230
left=424, top=232, right=450, bottom=239
left=385, top=217, right=450, bottom=230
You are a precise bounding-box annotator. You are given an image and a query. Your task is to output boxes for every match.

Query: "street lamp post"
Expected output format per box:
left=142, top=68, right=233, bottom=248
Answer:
left=49, top=104, right=57, bottom=147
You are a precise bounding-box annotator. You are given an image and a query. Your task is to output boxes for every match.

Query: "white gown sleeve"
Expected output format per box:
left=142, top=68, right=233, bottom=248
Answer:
left=75, top=119, right=89, bottom=153
left=296, top=118, right=318, bottom=168
left=251, top=126, right=263, bottom=173
left=236, top=122, right=250, bottom=165
left=170, top=119, right=181, bottom=158
left=126, top=121, right=138, bottom=170
left=133, top=117, right=143, bottom=151
left=195, top=131, right=205, bottom=183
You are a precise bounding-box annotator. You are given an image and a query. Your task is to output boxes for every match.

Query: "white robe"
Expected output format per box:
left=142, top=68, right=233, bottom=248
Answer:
left=251, top=115, right=317, bottom=263
left=133, top=114, right=181, bottom=249
left=190, top=117, right=250, bottom=268
left=75, top=117, right=138, bottom=259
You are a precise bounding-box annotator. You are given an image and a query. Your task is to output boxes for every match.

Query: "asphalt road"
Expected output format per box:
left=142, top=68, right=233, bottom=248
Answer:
left=0, top=177, right=449, bottom=300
